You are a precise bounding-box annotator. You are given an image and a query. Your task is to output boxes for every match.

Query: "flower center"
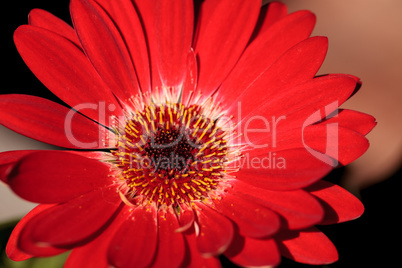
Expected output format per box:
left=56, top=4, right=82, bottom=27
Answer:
left=112, top=102, right=230, bottom=208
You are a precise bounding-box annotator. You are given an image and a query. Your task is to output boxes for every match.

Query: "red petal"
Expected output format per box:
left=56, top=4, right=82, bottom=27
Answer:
left=0, top=150, right=35, bottom=183
left=0, top=150, right=36, bottom=165
left=306, top=180, right=364, bottom=224
left=276, top=227, right=338, bottom=265
left=212, top=193, right=280, bottom=238
left=237, top=74, right=356, bottom=133
left=195, top=202, right=234, bottom=257
left=220, top=12, right=317, bottom=106
left=93, top=0, right=150, bottom=92
left=150, top=0, right=193, bottom=88
left=0, top=150, right=106, bottom=184
left=322, top=109, right=377, bottom=136
left=302, top=125, right=370, bottom=166
left=258, top=2, right=288, bottom=32
left=0, top=95, right=113, bottom=149
left=8, top=151, right=114, bottom=203
left=14, top=26, right=123, bottom=125
left=6, top=204, right=57, bottom=261
left=195, top=0, right=261, bottom=96
left=70, top=0, right=140, bottom=103
left=64, top=206, right=132, bottom=268
left=0, top=162, right=14, bottom=183
left=176, top=209, right=195, bottom=233
left=225, top=234, right=281, bottom=267
left=183, top=230, right=221, bottom=268
left=235, top=181, right=324, bottom=230
left=28, top=9, right=80, bottom=47
left=233, top=148, right=334, bottom=191
left=182, top=49, right=198, bottom=104
left=152, top=211, right=185, bottom=267
left=108, top=207, right=158, bottom=268
left=240, top=117, right=370, bottom=166
left=19, top=186, right=121, bottom=251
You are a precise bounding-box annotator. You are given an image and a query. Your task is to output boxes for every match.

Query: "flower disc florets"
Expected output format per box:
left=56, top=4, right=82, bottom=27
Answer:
left=112, top=98, right=234, bottom=209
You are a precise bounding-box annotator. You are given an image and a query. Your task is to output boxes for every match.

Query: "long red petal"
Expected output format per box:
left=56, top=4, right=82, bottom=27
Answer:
left=182, top=49, right=198, bottom=104
left=233, top=148, right=334, bottom=191
left=19, top=186, right=121, bottom=251
left=220, top=11, right=317, bottom=105
left=244, top=123, right=370, bottom=166
left=306, top=180, right=364, bottom=224
left=195, top=202, right=234, bottom=257
left=8, top=151, right=114, bottom=203
left=0, top=150, right=36, bottom=183
left=212, top=193, right=280, bottom=238
left=6, top=204, right=57, bottom=261
left=246, top=74, right=355, bottom=129
left=235, top=181, right=324, bottom=230
left=64, top=205, right=132, bottom=268
left=322, top=109, right=377, bottom=136
left=257, top=2, right=288, bottom=33
left=13, top=26, right=123, bottom=125
left=150, top=0, right=193, bottom=88
left=233, top=75, right=358, bottom=150
left=108, top=207, right=158, bottom=268
left=70, top=0, right=140, bottom=103
left=302, top=125, right=370, bottom=166
left=176, top=209, right=195, bottom=233
left=225, top=234, right=281, bottom=267
left=28, top=9, right=80, bottom=47
left=276, top=227, right=338, bottom=265
left=195, top=0, right=261, bottom=96
left=0, top=150, right=107, bottom=183
left=183, top=230, right=221, bottom=268
left=0, top=150, right=36, bottom=165
left=151, top=211, right=185, bottom=268
left=0, top=95, right=113, bottom=149
left=90, top=0, right=151, bottom=92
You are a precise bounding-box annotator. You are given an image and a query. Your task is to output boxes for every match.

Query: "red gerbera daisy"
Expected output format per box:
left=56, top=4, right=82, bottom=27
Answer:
left=0, top=0, right=376, bottom=267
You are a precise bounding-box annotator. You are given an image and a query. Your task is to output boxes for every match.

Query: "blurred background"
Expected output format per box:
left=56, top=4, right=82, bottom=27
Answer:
left=1, top=0, right=401, bottom=267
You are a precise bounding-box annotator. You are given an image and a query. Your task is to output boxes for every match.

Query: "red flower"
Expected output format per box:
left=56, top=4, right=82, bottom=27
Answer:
left=0, top=0, right=376, bottom=267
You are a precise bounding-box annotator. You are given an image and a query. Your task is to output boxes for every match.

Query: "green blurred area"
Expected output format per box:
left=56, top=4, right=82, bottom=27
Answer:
left=0, top=220, right=68, bottom=268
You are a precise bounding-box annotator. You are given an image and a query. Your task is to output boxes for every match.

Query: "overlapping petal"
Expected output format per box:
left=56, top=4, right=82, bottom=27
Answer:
left=233, top=148, right=334, bottom=191
left=7, top=151, right=114, bottom=203
left=13, top=25, right=123, bottom=125
left=28, top=9, right=81, bottom=47
left=212, top=192, right=280, bottom=238
left=108, top=207, right=158, bottom=268
left=152, top=211, right=185, bottom=267
left=195, top=202, right=234, bottom=257
left=306, top=180, right=364, bottom=224
left=93, top=0, right=151, bottom=92
left=220, top=11, right=318, bottom=104
left=6, top=204, right=57, bottom=261
left=183, top=231, right=221, bottom=268
left=0, top=95, right=113, bottom=149
left=322, top=109, right=377, bottom=136
left=276, top=227, right=338, bottom=265
left=194, top=0, right=261, bottom=96
left=18, top=186, right=121, bottom=251
left=0, top=150, right=36, bottom=183
left=225, top=234, right=281, bottom=267
left=70, top=0, right=140, bottom=103
left=64, top=205, right=132, bottom=268
left=235, top=181, right=324, bottom=230
left=255, top=2, right=288, bottom=35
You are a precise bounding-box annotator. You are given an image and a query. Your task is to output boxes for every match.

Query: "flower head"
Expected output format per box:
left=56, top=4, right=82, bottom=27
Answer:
left=0, top=0, right=376, bottom=267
